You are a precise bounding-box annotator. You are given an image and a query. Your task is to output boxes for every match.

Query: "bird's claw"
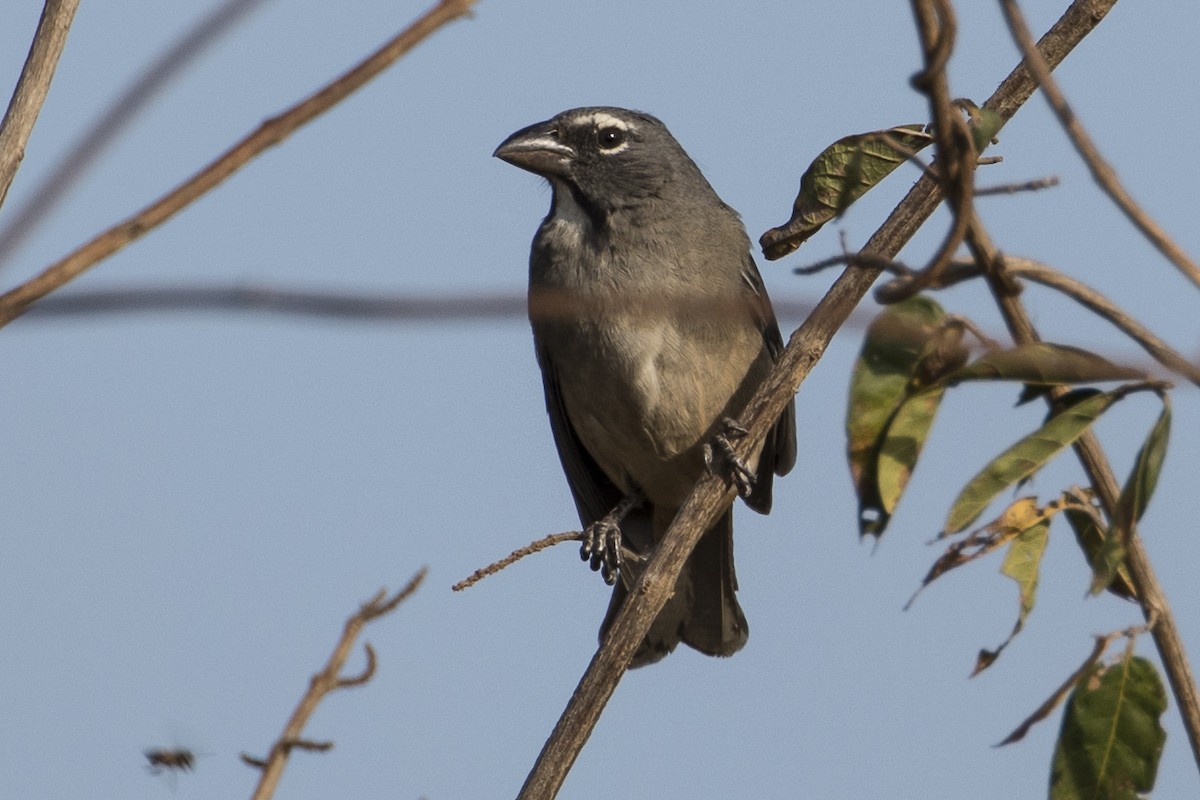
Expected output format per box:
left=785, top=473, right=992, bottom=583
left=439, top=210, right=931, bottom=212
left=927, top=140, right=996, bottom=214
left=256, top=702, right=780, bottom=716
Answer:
left=705, top=416, right=756, bottom=499
left=581, top=516, right=623, bottom=585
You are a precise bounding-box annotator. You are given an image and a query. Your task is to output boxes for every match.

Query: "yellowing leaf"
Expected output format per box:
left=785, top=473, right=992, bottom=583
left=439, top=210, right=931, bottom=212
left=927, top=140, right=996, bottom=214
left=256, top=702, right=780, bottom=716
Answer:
left=973, top=520, right=1050, bottom=676
left=846, top=297, right=947, bottom=537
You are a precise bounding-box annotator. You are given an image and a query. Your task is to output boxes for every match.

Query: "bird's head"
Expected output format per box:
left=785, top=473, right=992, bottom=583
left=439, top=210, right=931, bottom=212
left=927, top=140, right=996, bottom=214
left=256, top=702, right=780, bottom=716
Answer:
left=494, top=107, right=704, bottom=218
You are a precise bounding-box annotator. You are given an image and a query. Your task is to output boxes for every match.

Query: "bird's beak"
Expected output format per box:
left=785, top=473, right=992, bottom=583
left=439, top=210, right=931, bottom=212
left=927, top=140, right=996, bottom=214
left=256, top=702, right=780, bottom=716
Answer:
left=494, top=120, right=574, bottom=178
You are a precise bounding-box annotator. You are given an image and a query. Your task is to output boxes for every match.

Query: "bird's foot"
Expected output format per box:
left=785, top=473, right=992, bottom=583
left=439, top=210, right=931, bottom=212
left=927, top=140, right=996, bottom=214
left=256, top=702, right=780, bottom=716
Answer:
left=705, top=417, right=756, bottom=499
left=581, top=516, right=623, bottom=586
left=580, top=491, right=643, bottom=586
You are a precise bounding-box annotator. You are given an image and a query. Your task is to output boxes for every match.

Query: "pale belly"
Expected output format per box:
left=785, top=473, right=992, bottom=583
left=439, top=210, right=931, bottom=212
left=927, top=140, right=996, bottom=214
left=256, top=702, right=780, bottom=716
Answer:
left=545, top=315, right=763, bottom=509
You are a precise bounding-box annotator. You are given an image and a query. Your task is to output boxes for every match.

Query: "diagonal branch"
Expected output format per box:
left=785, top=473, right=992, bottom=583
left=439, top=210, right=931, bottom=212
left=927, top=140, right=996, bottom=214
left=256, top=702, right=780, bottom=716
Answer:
left=0, top=0, right=80, bottom=210
left=515, top=2, right=1118, bottom=797
left=0, top=0, right=273, bottom=265
left=244, top=569, right=426, bottom=800
left=0, top=0, right=477, bottom=329
left=999, top=0, right=1200, bottom=290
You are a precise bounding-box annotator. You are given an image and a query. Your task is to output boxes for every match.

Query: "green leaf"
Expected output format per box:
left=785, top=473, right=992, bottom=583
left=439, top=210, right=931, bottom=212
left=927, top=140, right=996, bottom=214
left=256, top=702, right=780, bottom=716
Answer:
left=846, top=297, right=947, bottom=537
left=1113, top=395, right=1172, bottom=533
left=1049, top=655, right=1167, bottom=800
left=760, top=125, right=933, bottom=259
left=943, top=392, right=1118, bottom=535
left=942, top=343, right=1145, bottom=387
left=1064, top=506, right=1137, bottom=601
left=878, top=387, right=944, bottom=515
left=965, top=103, right=1004, bottom=152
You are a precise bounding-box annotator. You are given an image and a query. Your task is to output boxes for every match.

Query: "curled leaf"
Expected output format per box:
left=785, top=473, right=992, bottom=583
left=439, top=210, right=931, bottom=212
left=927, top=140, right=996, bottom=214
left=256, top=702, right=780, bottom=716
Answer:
left=974, top=520, right=1049, bottom=676
left=1112, top=393, right=1171, bottom=536
left=942, top=343, right=1146, bottom=388
left=846, top=297, right=947, bottom=537
left=761, top=125, right=933, bottom=259
left=1059, top=491, right=1137, bottom=601
left=908, top=497, right=1041, bottom=610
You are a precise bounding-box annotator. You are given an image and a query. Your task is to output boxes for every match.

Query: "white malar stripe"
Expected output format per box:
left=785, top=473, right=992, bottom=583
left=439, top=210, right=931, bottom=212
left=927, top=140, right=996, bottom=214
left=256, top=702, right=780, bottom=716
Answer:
left=548, top=177, right=592, bottom=245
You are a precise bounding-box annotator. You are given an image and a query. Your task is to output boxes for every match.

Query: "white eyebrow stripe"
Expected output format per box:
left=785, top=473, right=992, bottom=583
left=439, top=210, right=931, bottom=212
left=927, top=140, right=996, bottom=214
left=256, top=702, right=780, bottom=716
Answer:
left=573, top=111, right=632, bottom=132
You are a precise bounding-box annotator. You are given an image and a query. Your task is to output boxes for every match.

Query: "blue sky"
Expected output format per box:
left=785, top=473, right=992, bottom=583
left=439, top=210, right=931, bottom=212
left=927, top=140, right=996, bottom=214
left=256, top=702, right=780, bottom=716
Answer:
left=2, top=2, right=1198, bottom=798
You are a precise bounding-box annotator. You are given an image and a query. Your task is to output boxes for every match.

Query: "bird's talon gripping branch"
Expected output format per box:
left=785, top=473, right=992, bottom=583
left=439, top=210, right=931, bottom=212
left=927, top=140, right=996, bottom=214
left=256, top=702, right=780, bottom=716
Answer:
left=705, top=417, right=757, bottom=499
left=579, top=490, right=643, bottom=585
left=580, top=517, right=623, bottom=585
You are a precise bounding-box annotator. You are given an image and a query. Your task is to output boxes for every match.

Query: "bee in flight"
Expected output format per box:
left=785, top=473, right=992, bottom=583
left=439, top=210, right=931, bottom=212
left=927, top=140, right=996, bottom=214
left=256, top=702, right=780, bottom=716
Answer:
left=144, top=747, right=196, bottom=775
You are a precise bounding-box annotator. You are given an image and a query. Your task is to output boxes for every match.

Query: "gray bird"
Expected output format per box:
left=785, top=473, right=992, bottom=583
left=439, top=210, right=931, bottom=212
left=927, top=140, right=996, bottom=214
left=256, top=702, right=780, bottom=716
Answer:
left=494, top=107, right=796, bottom=667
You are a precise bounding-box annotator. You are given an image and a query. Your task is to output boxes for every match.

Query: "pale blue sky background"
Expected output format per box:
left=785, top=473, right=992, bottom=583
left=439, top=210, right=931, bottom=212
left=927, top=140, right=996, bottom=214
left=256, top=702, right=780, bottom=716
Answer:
left=3, top=2, right=1199, bottom=798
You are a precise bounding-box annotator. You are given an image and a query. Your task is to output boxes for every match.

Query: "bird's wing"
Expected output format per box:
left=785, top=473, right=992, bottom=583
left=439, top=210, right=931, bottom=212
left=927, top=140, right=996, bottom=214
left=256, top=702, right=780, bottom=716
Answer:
left=534, top=337, right=625, bottom=528
left=739, top=255, right=798, bottom=515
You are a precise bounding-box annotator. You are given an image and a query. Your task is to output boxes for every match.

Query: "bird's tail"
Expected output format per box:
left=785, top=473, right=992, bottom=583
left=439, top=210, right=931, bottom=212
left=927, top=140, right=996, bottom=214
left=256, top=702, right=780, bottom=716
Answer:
left=600, top=508, right=748, bottom=668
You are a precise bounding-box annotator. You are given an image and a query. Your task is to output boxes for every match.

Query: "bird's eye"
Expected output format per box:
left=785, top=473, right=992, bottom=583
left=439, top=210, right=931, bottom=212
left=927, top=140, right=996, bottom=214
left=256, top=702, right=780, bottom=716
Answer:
left=596, top=126, right=626, bottom=151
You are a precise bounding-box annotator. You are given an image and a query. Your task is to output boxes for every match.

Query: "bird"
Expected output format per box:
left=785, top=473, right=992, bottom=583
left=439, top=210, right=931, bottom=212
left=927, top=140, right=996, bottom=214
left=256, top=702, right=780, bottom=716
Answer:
left=494, top=107, right=796, bottom=667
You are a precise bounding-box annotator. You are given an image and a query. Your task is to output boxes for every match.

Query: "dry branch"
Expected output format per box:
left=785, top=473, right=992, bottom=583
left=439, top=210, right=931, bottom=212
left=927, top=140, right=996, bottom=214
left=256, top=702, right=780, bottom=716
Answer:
left=0, top=0, right=477, bottom=329
left=0, top=0, right=272, bottom=264
left=0, top=0, right=80, bottom=209
left=999, top=0, right=1200, bottom=290
left=244, top=568, right=426, bottom=800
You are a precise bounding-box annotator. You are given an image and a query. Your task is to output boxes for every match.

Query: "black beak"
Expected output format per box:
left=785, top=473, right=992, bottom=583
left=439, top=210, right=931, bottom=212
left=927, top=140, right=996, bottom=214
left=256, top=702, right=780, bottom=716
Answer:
left=493, top=120, right=574, bottom=178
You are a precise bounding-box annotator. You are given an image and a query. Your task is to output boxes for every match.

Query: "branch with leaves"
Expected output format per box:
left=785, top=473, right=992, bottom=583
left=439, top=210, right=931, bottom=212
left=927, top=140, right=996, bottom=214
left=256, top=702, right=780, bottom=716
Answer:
left=516, top=2, right=1129, bottom=797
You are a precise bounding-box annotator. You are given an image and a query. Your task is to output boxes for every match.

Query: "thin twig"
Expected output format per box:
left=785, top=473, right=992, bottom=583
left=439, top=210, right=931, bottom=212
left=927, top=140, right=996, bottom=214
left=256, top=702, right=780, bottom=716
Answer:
left=516, top=3, right=1117, bottom=796
left=0, top=0, right=80, bottom=210
left=975, top=175, right=1059, bottom=196
left=0, top=0, right=478, bottom=328
left=941, top=257, right=1200, bottom=387
left=0, top=0, right=271, bottom=265
left=245, top=568, right=426, bottom=800
left=999, top=0, right=1200, bottom=290
left=453, top=531, right=584, bottom=592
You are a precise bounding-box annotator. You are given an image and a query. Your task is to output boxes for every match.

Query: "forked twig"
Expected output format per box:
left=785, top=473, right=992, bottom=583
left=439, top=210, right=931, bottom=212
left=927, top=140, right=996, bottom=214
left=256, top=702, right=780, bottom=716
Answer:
left=243, top=568, right=426, bottom=800
left=999, top=0, right=1200, bottom=290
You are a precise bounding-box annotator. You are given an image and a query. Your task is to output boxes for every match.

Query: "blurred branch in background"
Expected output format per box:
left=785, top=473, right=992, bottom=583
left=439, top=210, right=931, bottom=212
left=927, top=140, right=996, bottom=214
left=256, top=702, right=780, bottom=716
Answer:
left=0, top=0, right=272, bottom=264
left=0, top=0, right=478, bottom=329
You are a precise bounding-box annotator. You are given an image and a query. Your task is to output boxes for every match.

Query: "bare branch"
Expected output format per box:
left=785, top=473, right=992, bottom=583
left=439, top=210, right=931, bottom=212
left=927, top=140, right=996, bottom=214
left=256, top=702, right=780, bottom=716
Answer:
left=0, top=0, right=478, bottom=329
left=999, top=0, right=1200, bottom=290
left=335, top=643, right=378, bottom=688
left=939, top=257, right=1200, bottom=387
left=453, top=531, right=584, bottom=592
left=0, top=0, right=80, bottom=210
left=246, top=567, right=426, bottom=800
left=516, top=3, right=1119, bottom=796
left=975, top=175, right=1060, bottom=196
left=0, top=0, right=269, bottom=263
